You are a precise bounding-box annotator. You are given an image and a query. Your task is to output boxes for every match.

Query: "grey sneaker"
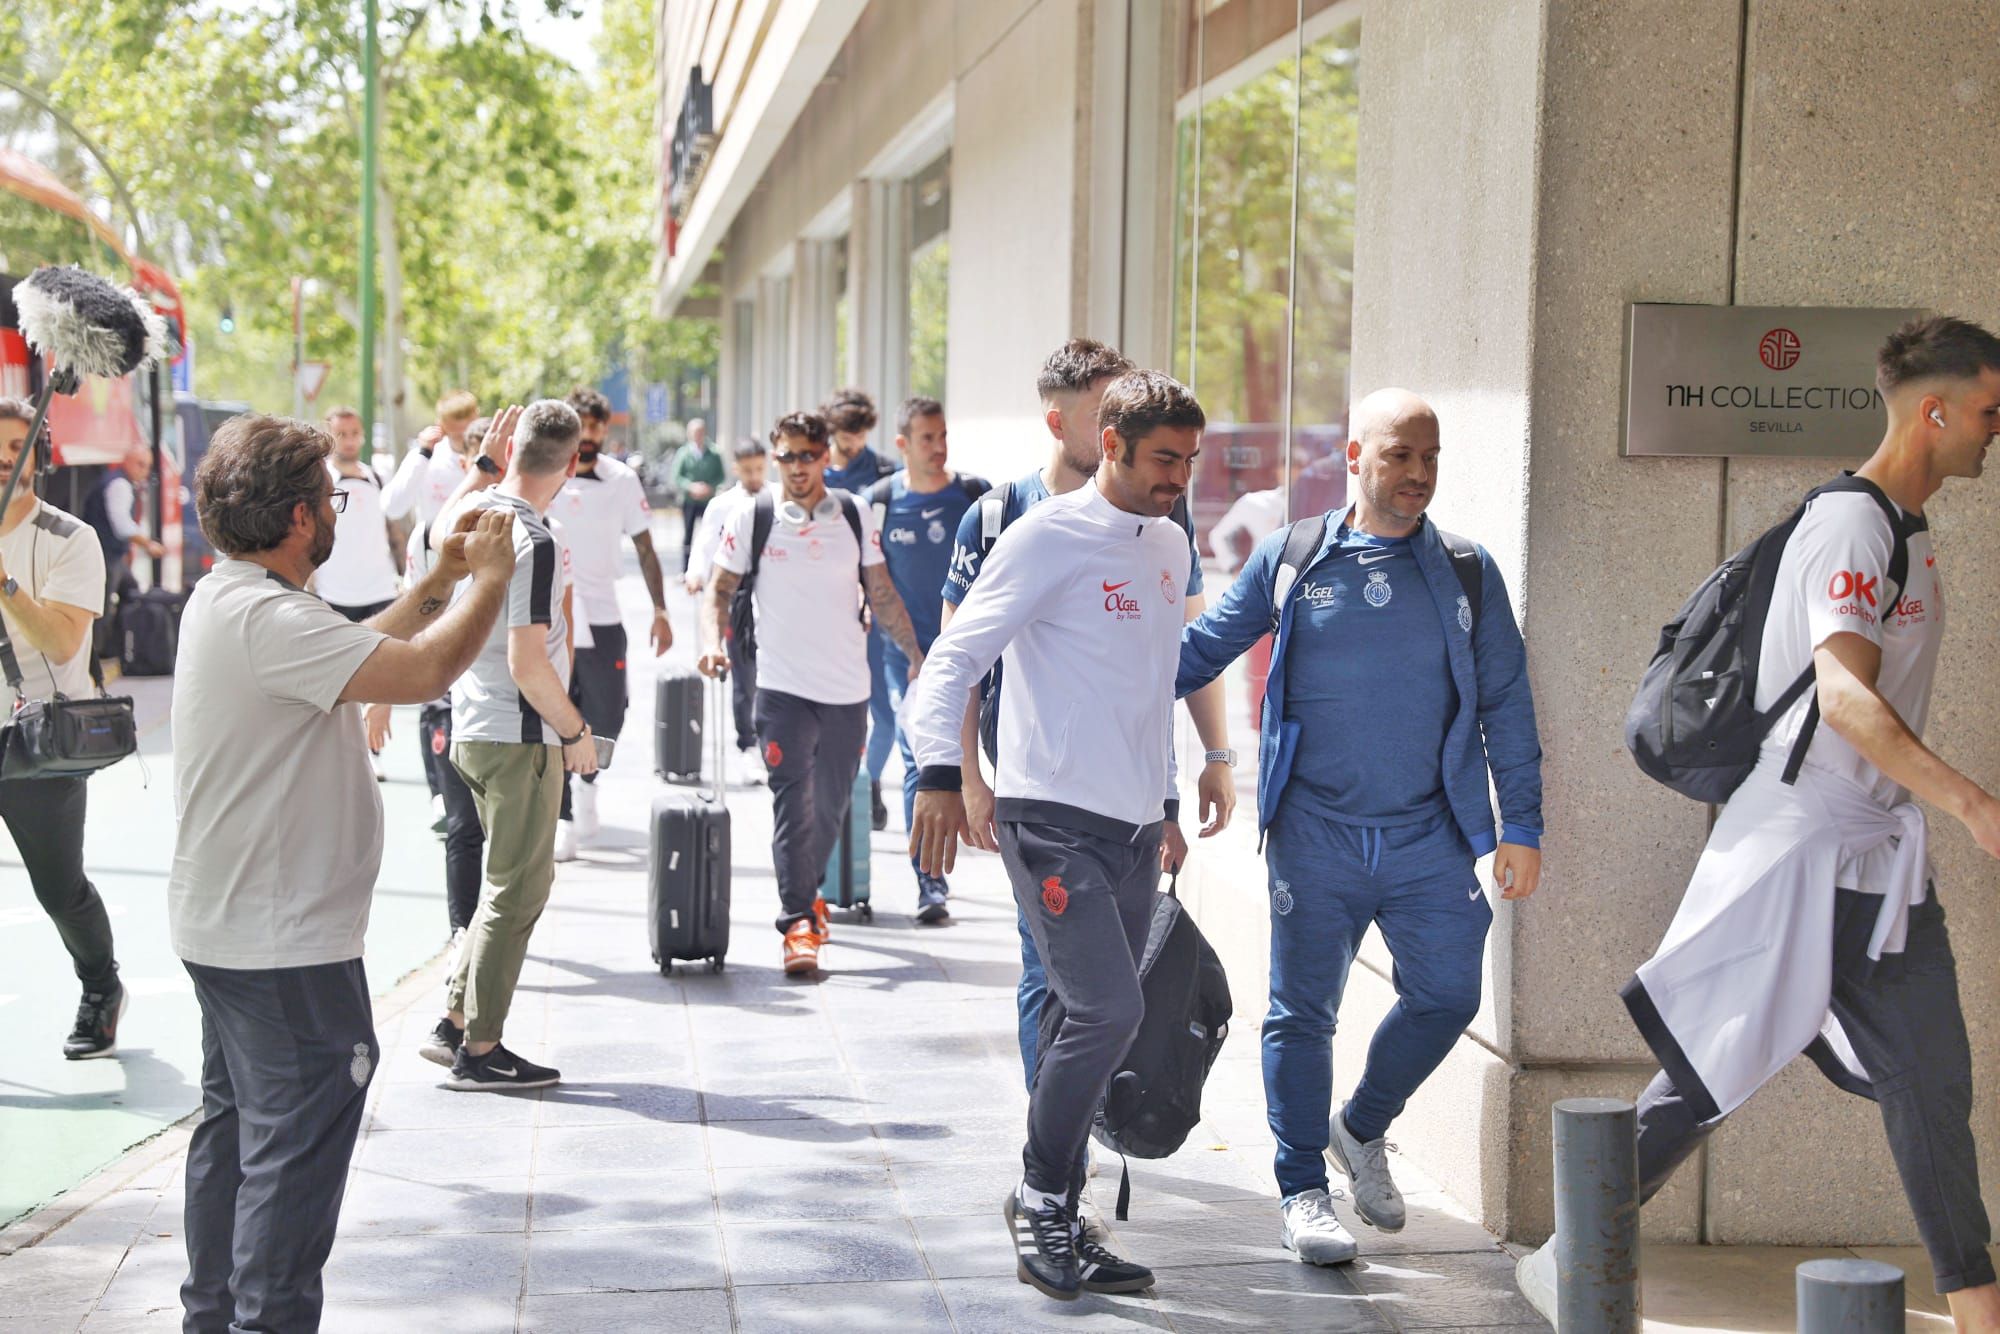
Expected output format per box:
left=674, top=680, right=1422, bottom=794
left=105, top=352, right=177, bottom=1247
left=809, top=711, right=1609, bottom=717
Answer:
left=1280, top=1188, right=1357, bottom=1265
left=1328, top=1105, right=1405, bottom=1231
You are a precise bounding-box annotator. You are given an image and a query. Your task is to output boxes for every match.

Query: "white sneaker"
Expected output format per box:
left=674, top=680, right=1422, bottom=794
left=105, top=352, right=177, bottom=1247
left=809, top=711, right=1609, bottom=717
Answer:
left=574, top=781, right=600, bottom=840
left=1280, top=1189, right=1357, bottom=1265
left=554, top=820, right=578, bottom=863
left=1328, top=1105, right=1405, bottom=1231
left=1515, top=1236, right=1558, bottom=1324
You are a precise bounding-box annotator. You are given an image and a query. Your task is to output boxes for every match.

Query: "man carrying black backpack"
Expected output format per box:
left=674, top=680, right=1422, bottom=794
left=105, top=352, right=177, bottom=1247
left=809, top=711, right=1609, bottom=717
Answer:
left=1523, top=318, right=2000, bottom=1326
left=1177, top=387, right=1544, bottom=1268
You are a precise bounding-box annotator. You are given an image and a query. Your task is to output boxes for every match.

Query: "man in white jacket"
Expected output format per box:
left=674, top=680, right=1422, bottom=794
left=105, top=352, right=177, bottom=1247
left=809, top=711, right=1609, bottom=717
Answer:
left=907, top=370, right=1218, bottom=1303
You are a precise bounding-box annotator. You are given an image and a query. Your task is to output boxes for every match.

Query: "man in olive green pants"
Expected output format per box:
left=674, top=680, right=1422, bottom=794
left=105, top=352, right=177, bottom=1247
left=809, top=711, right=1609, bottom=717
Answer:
left=416, top=399, right=601, bottom=1091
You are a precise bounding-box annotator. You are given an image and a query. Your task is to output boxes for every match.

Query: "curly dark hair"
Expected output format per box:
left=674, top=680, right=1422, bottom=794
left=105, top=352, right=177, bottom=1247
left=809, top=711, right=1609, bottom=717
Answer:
left=566, top=385, right=612, bottom=423
left=769, top=411, right=832, bottom=450
left=1037, top=338, right=1134, bottom=400
left=821, top=388, right=877, bottom=435
left=1876, top=316, right=2000, bottom=394
left=196, top=414, right=332, bottom=556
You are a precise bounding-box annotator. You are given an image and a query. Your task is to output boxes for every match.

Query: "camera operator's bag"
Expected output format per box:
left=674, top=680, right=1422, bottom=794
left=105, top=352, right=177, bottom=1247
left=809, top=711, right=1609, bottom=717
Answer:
left=0, top=603, right=137, bottom=781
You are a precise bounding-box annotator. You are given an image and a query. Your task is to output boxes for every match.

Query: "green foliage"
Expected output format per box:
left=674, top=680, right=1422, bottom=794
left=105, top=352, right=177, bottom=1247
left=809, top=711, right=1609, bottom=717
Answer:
left=908, top=237, right=948, bottom=402
left=1, top=0, right=715, bottom=419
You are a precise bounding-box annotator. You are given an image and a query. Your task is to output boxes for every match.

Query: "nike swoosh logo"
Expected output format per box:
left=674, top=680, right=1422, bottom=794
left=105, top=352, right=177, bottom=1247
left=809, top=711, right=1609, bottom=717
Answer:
left=488, top=1065, right=517, bottom=1077
left=1468, top=885, right=1481, bottom=902
left=797, top=524, right=816, bottom=535
left=1102, top=580, right=1132, bottom=592
left=1355, top=551, right=1396, bottom=565
left=921, top=507, right=944, bottom=518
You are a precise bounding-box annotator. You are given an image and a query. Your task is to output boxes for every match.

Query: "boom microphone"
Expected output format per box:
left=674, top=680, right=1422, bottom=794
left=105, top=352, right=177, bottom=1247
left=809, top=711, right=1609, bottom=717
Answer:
left=3, top=265, right=171, bottom=512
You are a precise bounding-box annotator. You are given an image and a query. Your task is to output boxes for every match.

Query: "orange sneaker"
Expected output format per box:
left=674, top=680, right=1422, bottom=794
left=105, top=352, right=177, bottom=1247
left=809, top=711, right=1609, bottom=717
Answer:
left=813, top=894, right=833, bottom=940
left=783, top=920, right=822, bottom=975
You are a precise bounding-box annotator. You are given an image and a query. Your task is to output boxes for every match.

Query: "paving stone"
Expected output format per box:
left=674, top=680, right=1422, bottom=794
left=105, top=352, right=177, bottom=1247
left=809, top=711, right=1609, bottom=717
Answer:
left=534, top=1078, right=702, bottom=1127
left=908, top=1213, right=1020, bottom=1280
left=337, top=1172, right=532, bottom=1237
left=531, top=1169, right=717, bottom=1231
left=934, top=1275, right=1170, bottom=1331
left=519, top=1287, right=732, bottom=1333
left=368, top=1076, right=541, bottom=1131
left=733, top=1278, right=951, bottom=1332
left=1143, top=1261, right=1392, bottom=1332
left=889, top=1157, right=1030, bottom=1218
left=702, top=1117, right=886, bottom=1168
left=319, top=1231, right=527, bottom=1304
left=354, top=1126, right=538, bottom=1182
left=721, top=1219, right=927, bottom=1287
left=1345, top=1251, right=1550, bottom=1328
left=524, top=1222, right=726, bottom=1295
left=318, top=1292, right=518, bottom=1333
left=712, top=1164, right=900, bottom=1223
left=533, top=1121, right=706, bottom=1176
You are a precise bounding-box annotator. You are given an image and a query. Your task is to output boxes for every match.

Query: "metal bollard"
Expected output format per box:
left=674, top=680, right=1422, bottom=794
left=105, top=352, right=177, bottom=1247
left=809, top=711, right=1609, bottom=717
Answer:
left=1552, top=1097, right=1640, bottom=1332
left=1796, top=1258, right=1903, bottom=1332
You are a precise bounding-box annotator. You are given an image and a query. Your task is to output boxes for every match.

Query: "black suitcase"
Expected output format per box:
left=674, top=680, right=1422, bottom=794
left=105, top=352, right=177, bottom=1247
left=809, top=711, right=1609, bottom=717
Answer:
left=650, top=677, right=730, bottom=975
left=654, top=670, right=704, bottom=781
left=121, top=587, right=184, bottom=677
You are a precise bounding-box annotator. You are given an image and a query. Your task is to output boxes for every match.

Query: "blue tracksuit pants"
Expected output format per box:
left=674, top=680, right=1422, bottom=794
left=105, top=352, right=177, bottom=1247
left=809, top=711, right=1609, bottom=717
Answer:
left=865, top=629, right=896, bottom=783
left=1263, top=803, right=1489, bottom=1200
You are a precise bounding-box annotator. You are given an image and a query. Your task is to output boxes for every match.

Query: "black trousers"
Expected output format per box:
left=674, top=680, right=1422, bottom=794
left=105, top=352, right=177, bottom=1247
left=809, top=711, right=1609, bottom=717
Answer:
left=681, top=500, right=709, bottom=571
left=422, top=704, right=483, bottom=932
left=726, top=629, right=757, bottom=750
left=754, top=688, right=867, bottom=930
left=182, top=957, right=375, bottom=1333
left=561, top=623, right=629, bottom=821
left=0, top=775, right=116, bottom=992
left=1636, top=889, right=1993, bottom=1294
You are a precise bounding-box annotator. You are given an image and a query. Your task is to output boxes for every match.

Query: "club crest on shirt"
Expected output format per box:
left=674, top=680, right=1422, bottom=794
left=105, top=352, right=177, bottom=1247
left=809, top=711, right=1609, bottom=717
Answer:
left=928, top=519, right=947, bottom=544
left=1160, top=569, right=1178, bottom=605
left=349, top=1042, right=373, bottom=1088
left=1363, top=569, right=1393, bottom=607
left=1272, top=880, right=1294, bottom=916
left=1042, top=876, right=1069, bottom=916
left=1457, top=594, right=1473, bottom=634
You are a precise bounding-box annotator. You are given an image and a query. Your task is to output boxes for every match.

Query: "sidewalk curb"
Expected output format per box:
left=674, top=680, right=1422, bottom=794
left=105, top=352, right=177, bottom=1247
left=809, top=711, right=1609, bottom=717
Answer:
left=0, top=944, right=452, bottom=1257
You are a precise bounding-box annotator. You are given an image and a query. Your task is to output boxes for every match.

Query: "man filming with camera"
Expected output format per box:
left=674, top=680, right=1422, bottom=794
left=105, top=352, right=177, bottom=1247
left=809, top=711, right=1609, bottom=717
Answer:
left=0, top=396, right=122, bottom=1060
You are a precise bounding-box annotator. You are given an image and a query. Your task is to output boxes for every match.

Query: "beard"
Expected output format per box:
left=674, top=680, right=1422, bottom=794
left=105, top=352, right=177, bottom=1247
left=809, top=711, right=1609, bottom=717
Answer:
left=578, top=445, right=600, bottom=466
left=308, top=512, right=336, bottom=569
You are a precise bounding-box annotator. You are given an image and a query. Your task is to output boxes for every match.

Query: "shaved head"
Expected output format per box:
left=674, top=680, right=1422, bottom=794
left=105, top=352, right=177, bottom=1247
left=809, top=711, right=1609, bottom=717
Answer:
left=1350, top=388, right=1438, bottom=449
left=1345, top=387, right=1441, bottom=535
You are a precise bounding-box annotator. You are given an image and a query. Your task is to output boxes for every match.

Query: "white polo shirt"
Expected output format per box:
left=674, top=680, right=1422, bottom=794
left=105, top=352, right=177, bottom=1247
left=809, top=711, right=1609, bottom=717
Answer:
left=169, top=559, right=389, bottom=969
left=0, top=500, right=105, bottom=700
left=317, top=458, right=399, bottom=609
left=711, top=490, right=883, bottom=706
left=553, top=454, right=651, bottom=627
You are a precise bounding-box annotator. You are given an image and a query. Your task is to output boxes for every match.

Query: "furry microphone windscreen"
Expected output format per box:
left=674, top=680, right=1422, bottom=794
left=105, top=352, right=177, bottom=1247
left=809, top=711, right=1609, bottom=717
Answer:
left=15, top=266, right=170, bottom=381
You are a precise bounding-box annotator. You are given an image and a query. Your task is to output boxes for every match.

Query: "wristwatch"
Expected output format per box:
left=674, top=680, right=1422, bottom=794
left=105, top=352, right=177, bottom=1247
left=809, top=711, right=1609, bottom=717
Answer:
left=558, top=726, right=586, bottom=746
left=474, top=455, right=502, bottom=477
left=1203, top=748, right=1238, bottom=767
left=0, top=577, right=16, bottom=599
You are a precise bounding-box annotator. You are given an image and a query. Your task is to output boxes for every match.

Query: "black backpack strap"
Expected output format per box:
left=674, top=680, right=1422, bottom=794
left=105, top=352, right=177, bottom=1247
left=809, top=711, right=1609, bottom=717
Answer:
left=1115, top=1156, right=1132, bottom=1222
left=1269, top=513, right=1331, bottom=633
left=747, top=489, right=776, bottom=577
left=958, top=473, right=989, bottom=505
left=1781, top=477, right=1913, bottom=786
left=1434, top=527, right=1485, bottom=638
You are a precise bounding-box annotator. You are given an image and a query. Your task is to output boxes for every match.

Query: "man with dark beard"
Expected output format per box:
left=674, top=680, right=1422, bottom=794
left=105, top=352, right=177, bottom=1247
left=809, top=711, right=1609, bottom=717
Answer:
left=170, top=413, right=516, bottom=1330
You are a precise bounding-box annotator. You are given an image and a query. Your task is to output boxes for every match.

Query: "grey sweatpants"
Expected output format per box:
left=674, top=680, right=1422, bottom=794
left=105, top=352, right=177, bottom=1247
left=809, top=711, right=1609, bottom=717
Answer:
left=755, top=688, right=868, bottom=930
left=999, top=818, right=1164, bottom=1196
left=1635, top=888, right=1993, bottom=1294
left=182, top=957, right=377, bottom=1332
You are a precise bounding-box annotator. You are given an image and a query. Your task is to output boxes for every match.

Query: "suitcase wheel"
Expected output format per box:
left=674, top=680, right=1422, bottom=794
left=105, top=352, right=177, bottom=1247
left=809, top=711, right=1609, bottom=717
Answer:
left=708, top=956, right=725, bottom=973
left=659, top=961, right=673, bottom=977
left=858, top=903, right=873, bottom=923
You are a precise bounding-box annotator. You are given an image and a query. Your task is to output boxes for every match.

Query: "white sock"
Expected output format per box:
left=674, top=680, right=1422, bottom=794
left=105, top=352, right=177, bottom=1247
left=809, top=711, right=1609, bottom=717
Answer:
left=1018, top=1182, right=1065, bottom=1213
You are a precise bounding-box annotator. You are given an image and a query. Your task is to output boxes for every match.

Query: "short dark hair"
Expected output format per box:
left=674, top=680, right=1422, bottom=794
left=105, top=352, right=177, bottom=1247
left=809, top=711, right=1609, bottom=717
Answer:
left=1097, top=371, right=1206, bottom=460
left=463, top=415, right=492, bottom=455
left=821, top=389, right=877, bottom=435
left=0, top=396, right=32, bottom=426
left=513, top=399, right=582, bottom=476
left=770, top=411, right=831, bottom=450
left=732, top=437, right=767, bottom=461
left=1877, top=316, right=2000, bottom=394
left=197, top=414, right=332, bottom=556
left=1037, top=338, right=1134, bottom=400
left=897, top=396, right=944, bottom=435
left=567, top=385, right=612, bottom=423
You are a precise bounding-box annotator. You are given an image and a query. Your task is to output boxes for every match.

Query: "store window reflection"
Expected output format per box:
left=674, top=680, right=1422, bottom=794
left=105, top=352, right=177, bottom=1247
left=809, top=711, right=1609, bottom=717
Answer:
left=908, top=150, right=950, bottom=401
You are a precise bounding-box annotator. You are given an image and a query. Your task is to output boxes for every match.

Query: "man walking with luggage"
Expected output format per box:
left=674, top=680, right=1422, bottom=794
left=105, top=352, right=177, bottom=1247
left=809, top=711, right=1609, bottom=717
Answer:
left=1176, top=387, right=1544, bottom=1266
left=697, top=410, right=925, bottom=975
left=0, top=397, right=123, bottom=1059
left=417, top=400, right=599, bottom=1090
left=684, top=439, right=769, bottom=754
left=1523, top=318, right=2000, bottom=1327
left=552, top=386, right=672, bottom=857
left=864, top=397, right=986, bottom=921
left=170, top=412, right=517, bottom=1330
left=908, top=370, right=1213, bottom=1302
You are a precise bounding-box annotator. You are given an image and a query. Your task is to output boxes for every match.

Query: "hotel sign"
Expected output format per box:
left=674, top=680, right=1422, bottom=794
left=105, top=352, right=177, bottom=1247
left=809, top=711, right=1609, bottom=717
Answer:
left=1622, top=304, right=1927, bottom=458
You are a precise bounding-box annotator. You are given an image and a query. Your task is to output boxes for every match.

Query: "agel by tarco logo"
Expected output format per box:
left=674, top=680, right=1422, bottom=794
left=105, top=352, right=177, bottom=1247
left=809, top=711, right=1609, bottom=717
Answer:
left=1102, top=578, right=1141, bottom=620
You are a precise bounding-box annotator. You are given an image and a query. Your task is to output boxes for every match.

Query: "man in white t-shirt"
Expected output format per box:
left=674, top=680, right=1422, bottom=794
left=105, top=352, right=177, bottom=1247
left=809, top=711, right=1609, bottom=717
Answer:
left=551, top=386, right=672, bottom=853
left=699, top=411, right=924, bottom=975
left=0, top=398, right=120, bottom=1060
left=684, top=438, right=769, bottom=751
left=171, top=412, right=516, bottom=1331
left=1567, top=317, right=2000, bottom=1327
left=316, top=407, right=400, bottom=620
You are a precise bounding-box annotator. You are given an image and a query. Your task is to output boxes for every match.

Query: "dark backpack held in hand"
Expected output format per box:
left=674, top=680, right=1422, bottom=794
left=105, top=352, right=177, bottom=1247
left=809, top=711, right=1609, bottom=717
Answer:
left=1624, top=474, right=1911, bottom=804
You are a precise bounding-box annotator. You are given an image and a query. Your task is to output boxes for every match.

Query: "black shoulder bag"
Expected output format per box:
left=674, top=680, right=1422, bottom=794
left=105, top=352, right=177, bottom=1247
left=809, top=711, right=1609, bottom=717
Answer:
left=0, top=559, right=137, bottom=781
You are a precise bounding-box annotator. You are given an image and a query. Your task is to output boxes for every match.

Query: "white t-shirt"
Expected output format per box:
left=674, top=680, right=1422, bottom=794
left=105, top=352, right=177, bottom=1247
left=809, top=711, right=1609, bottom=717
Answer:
left=0, top=501, right=105, bottom=701
left=690, top=485, right=758, bottom=584
left=1755, top=488, right=1942, bottom=887
left=383, top=445, right=468, bottom=528
left=317, top=459, right=400, bottom=609
left=553, top=455, right=651, bottom=626
left=711, top=490, right=883, bottom=705
left=169, top=558, right=390, bottom=968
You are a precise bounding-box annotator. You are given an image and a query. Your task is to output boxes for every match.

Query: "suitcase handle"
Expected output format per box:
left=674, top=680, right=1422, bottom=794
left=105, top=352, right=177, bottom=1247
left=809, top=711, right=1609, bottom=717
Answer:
left=708, top=671, right=727, bottom=803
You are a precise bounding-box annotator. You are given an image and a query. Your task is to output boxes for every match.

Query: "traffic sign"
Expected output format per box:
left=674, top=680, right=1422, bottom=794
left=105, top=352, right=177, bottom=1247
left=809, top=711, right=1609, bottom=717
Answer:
left=296, top=360, right=331, bottom=401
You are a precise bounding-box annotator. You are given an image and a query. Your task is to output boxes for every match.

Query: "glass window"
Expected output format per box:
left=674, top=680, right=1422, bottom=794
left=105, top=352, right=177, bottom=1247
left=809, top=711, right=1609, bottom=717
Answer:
left=833, top=233, right=852, bottom=385
left=907, top=150, right=950, bottom=402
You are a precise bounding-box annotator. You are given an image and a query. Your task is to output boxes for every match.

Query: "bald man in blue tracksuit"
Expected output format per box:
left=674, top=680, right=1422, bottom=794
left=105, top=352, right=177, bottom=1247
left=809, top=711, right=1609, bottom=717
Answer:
left=1175, top=388, right=1544, bottom=1265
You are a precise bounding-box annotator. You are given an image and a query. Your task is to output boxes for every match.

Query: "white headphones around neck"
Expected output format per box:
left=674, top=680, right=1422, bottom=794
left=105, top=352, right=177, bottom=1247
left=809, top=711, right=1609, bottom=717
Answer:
left=778, top=496, right=840, bottom=527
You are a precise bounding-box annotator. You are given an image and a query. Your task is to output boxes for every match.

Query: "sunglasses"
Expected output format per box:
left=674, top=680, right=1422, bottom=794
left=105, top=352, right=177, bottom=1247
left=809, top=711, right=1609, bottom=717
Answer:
left=773, top=449, right=827, bottom=465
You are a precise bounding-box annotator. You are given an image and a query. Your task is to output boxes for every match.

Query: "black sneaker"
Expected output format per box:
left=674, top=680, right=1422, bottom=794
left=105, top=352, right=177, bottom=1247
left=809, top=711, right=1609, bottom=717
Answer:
left=419, top=1016, right=464, bottom=1067
left=63, top=985, right=127, bottom=1060
left=1075, top=1221, right=1154, bottom=1294
left=870, top=779, right=889, bottom=832
left=915, top=876, right=950, bottom=925
left=1004, top=1190, right=1080, bottom=1301
left=445, top=1042, right=559, bottom=1092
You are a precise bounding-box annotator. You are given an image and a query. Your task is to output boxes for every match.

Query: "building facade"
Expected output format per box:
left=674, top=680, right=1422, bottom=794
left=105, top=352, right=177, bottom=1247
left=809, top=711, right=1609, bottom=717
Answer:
left=657, top=0, right=2000, bottom=1247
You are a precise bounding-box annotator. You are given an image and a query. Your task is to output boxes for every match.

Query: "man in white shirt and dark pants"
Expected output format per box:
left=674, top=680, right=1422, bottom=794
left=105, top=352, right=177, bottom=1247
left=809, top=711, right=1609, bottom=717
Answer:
left=170, top=413, right=516, bottom=1331
left=316, top=407, right=400, bottom=621
left=0, top=398, right=121, bottom=1059
left=684, top=439, right=768, bottom=753
left=907, top=371, right=1214, bottom=1302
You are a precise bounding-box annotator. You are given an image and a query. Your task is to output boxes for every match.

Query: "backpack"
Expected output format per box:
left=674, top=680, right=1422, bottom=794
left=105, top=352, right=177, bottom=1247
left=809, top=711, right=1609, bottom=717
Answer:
left=1034, top=875, right=1232, bottom=1220
left=974, top=484, right=1196, bottom=763
left=1267, top=512, right=1484, bottom=636
left=727, top=489, right=865, bottom=668
left=1623, top=474, right=1912, bottom=804
left=863, top=473, right=989, bottom=534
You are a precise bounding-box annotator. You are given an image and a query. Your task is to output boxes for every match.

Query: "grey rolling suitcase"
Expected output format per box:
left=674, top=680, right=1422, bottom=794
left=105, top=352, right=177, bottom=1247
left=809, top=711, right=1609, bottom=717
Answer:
left=655, top=670, right=704, bottom=781
left=649, top=677, right=730, bottom=975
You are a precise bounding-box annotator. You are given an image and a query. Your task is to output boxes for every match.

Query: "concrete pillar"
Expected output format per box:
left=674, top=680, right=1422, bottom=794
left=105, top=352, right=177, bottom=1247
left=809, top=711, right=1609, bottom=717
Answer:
left=847, top=177, right=908, bottom=446
left=788, top=237, right=838, bottom=412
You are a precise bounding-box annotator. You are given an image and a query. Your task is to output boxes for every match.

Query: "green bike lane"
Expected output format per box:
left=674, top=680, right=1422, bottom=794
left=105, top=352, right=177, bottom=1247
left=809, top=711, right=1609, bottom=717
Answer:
left=0, top=677, right=457, bottom=1225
